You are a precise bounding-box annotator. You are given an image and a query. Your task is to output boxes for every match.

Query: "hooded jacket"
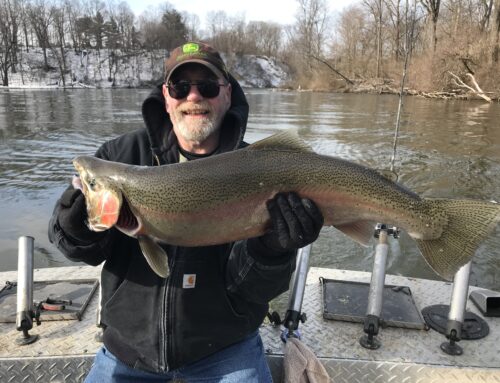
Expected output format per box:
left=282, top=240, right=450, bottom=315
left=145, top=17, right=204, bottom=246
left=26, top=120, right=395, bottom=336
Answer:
left=48, top=76, right=296, bottom=373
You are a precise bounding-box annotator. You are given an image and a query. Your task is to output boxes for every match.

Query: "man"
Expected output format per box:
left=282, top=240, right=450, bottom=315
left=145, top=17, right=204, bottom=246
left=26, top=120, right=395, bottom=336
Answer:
left=48, top=41, right=323, bottom=382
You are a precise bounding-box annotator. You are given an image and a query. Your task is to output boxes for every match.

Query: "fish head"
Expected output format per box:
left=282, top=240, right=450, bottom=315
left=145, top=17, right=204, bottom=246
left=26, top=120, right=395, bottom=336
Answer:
left=73, top=156, right=123, bottom=232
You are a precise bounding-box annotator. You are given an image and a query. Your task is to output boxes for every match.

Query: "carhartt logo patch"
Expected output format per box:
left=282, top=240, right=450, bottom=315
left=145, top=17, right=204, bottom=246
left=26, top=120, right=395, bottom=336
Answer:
left=183, top=274, right=196, bottom=288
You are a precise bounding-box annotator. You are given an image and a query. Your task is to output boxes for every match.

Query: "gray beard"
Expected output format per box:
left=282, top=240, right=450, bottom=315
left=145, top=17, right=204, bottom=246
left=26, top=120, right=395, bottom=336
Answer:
left=175, top=116, right=219, bottom=143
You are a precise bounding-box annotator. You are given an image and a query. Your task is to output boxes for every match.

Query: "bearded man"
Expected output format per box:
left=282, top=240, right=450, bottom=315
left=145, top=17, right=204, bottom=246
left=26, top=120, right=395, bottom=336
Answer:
left=49, top=41, right=323, bottom=382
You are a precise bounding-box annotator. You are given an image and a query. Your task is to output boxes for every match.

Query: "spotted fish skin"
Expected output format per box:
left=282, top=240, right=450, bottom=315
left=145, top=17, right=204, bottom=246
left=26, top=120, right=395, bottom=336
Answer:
left=73, top=131, right=500, bottom=280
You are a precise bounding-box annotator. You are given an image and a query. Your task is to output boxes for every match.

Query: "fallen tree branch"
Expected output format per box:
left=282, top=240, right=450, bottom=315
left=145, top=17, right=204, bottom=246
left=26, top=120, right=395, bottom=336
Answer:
left=310, top=55, right=354, bottom=85
left=448, top=71, right=492, bottom=102
left=466, top=73, right=492, bottom=101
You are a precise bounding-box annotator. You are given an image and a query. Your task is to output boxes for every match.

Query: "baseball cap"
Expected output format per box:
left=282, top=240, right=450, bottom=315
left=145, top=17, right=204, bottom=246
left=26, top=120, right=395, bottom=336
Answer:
left=164, top=42, right=229, bottom=84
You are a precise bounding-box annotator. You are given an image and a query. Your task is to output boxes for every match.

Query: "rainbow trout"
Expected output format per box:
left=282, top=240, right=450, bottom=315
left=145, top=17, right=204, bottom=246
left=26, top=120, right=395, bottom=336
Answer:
left=73, top=131, right=500, bottom=279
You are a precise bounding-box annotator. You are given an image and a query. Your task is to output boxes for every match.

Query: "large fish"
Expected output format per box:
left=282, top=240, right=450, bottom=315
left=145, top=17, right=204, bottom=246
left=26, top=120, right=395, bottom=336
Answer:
left=73, top=131, right=500, bottom=280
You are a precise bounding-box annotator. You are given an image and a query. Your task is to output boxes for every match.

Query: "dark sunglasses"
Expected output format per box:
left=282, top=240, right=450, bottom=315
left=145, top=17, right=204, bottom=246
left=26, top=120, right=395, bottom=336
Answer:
left=167, top=80, right=226, bottom=100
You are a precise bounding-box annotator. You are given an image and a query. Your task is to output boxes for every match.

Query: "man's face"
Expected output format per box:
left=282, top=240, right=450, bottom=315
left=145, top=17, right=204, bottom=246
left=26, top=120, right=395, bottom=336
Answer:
left=163, top=64, right=231, bottom=144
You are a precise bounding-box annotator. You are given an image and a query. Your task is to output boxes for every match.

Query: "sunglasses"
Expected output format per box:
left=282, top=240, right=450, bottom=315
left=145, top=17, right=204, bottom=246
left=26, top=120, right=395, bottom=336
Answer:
left=167, top=80, right=226, bottom=100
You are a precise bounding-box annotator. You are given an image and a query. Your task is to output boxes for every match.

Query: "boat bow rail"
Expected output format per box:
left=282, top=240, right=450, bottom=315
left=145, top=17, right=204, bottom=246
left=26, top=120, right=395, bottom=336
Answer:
left=1, top=265, right=500, bottom=382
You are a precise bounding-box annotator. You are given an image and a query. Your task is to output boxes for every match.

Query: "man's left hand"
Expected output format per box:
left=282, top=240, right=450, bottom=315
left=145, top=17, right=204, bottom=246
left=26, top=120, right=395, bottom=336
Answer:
left=256, top=192, right=324, bottom=253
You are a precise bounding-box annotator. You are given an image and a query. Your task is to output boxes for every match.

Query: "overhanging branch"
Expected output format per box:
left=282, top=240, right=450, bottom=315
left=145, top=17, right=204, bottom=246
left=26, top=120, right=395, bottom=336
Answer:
left=309, top=55, right=354, bottom=85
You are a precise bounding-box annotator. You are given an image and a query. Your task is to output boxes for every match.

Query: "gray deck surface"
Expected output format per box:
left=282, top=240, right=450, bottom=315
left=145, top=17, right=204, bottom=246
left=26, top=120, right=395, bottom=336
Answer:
left=1, top=265, right=500, bottom=382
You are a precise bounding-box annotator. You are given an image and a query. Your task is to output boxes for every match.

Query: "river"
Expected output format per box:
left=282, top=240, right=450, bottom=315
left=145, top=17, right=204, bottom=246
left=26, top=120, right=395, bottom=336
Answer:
left=1, top=88, right=499, bottom=294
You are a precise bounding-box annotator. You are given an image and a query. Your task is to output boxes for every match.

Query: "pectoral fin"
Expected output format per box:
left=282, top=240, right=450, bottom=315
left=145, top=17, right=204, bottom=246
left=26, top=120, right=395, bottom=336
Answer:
left=334, top=221, right=377, bottom=246
left=137, top=235, right=170, bottom=278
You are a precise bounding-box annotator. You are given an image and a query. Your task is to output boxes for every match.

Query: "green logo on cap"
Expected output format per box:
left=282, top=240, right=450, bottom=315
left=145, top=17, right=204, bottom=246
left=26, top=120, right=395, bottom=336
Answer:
left=182, top=43, right=200, bottom=54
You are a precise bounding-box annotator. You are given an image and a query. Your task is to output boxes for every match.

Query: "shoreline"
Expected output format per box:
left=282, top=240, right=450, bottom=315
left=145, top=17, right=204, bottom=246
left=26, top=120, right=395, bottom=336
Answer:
left=2, top=82, right=498, bottom=102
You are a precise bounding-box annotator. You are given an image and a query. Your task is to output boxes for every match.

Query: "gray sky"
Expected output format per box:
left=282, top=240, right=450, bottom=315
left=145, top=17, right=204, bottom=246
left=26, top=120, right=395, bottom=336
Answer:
left=128, top=0, right=358, bottom=25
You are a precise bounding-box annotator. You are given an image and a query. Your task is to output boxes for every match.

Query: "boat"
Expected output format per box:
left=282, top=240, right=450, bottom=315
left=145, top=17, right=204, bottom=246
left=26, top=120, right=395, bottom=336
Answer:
left=1, top=232, right=499, bottom=382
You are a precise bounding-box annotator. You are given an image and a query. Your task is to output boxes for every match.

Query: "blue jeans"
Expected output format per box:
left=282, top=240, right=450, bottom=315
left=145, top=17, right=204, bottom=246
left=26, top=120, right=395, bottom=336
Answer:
left=84, top=331, right=273, bottom=383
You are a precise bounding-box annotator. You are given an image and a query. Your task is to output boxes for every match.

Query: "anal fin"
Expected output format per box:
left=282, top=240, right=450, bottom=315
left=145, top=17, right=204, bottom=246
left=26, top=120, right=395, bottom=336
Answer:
left=334, top=221, right=377, bottom=246
left=138, top=235, right=170, bottom=278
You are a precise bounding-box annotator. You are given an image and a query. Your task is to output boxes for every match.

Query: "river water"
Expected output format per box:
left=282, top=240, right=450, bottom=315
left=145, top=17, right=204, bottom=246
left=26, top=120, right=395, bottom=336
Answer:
left=1, top=88, right=499, bottom=294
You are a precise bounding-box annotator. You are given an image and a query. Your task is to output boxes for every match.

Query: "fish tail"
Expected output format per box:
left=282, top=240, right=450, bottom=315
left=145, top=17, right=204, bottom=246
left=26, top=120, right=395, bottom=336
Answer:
left=415, top=199, right=500, bottom=281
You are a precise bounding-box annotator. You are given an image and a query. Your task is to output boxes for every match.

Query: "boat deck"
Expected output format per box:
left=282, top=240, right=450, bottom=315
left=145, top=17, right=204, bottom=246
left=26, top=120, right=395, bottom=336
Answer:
left=1, top=265, right=499, bottom=382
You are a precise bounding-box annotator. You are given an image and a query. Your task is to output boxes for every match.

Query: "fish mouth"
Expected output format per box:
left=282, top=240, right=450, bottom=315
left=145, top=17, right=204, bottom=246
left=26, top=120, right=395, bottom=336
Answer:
left=116, top=197, right=140, bottom=235
left=72, top=175, right=83, bottom=191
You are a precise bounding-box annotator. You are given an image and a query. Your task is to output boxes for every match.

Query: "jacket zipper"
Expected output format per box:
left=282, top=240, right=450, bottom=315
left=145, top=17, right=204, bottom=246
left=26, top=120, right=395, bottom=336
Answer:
left=153, top=152, right=161, bottom=166
left=160, top=248, right=177, bottom=371
left=159, top=274, right=169, bottom=371
left=154, top=149, right=174, bottom=371
left=153, top=150, right=167, bottom=370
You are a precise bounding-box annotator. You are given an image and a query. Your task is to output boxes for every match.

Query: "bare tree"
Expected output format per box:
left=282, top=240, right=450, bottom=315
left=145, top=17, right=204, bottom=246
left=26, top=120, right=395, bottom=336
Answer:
left=493, top=0, right=500, bottom=62
left=26, top=0, right=53, bottom=70
left=335, top=5, right=369, bottom=75
left=385, top=0, right=403, bottom=61
left=246, top=21, right=283, bottom=57
left=51, top=1, right=69, bottom=85
left=363, top=0, right=384, bottom=76
left=206, top=11, right=231, bottom=51
left=478, top=0, right=494, bottom=32
left=112, top=1, right=137, bottom=50
left=16, top=0, right=32, bottom=52
left=292, top=0, right=330, bottom=74
left=65, top=0, right=83, bottom=51
left=181, top=11, right=200, bottom=41
left=205, top=11, right=250, bottom=54
left=137, top=8, right=163, bottom=50
left=420, top=0, right=440, bottom=51
left=0, top=0, right=17, bottom=85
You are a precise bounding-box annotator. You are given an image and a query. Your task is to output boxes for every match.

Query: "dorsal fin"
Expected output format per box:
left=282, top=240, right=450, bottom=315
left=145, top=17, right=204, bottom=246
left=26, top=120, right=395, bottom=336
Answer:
left=376, top=169, right=399, bottom=182
left=246, top=130, right=313, bottom=153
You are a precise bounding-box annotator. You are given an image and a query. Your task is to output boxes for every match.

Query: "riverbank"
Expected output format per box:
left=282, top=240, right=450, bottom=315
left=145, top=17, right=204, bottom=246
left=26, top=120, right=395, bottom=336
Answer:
left=3, top=48, right=498, bottom=102
left=300, top=77, right=500, bottom=102
left=2, top=48, right=291, bottom=90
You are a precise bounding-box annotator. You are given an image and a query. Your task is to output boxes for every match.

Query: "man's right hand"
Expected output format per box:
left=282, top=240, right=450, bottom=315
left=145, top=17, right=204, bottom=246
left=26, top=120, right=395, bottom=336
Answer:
left=57, top=187, right=106, bottom=244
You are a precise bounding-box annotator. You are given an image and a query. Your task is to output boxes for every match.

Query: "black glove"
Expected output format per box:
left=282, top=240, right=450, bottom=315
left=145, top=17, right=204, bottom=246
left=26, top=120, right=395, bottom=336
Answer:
left=250, top=192, right=324, bottom=255
left=57, top=187, right=106, bottom=245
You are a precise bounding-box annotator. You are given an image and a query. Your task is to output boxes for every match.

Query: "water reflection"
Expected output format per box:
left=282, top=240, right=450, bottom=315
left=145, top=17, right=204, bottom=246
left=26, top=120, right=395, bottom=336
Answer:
left=1, top=88, right=499, bottom=294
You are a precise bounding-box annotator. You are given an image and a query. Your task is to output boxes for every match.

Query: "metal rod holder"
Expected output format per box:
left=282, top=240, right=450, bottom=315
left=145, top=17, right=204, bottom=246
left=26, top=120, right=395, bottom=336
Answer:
left=16, top=236, right=39, bottom=345
left=281, top=245, right=312, bottom=342
left=360, top=224, right=399, bottom=350
left=440, top=261, right=472, bottom=355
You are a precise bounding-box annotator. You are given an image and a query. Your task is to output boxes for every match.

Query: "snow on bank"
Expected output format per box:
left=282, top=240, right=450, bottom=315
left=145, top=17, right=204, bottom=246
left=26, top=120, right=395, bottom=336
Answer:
left=5, top=48, right=290, bottom=89
left=225, top=54, right=290, bottom=88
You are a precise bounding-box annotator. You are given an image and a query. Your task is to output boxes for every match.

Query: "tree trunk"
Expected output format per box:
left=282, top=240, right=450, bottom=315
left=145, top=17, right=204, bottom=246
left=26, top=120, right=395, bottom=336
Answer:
left=493, top=0, right=500, bottom=62
left=23, top=23, right=29, bottom=52
left=420, top=0, right=440, bottom=52
left=395, top=0, right=401, bottom=61
left=11, top=19, right=18, bottom=73
left=376, top=0, right=382, bottom=77
left=2, top=66, right=8, bottom=86
left=432, top=17, right=437, bottom=51
left=42, top=46, right=48, bottom=70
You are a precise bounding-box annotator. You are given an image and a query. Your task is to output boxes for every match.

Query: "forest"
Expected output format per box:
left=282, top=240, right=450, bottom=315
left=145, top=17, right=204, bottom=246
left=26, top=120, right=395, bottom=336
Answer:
left=1, top=0, right=499, bottom=100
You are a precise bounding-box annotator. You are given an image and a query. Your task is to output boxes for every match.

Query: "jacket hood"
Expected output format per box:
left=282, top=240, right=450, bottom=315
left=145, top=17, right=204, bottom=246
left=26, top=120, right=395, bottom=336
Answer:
left=141, top=73, right=249, bottom=164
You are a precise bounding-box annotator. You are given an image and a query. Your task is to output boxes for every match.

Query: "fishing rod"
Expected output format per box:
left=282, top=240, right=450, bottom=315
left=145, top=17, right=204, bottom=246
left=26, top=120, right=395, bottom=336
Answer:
left=390, top=0, right=417, bottom=176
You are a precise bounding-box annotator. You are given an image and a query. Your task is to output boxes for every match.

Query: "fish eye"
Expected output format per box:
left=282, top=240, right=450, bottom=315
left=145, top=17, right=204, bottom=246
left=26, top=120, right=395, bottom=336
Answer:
left=88, top=178, right=96, bottom=189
